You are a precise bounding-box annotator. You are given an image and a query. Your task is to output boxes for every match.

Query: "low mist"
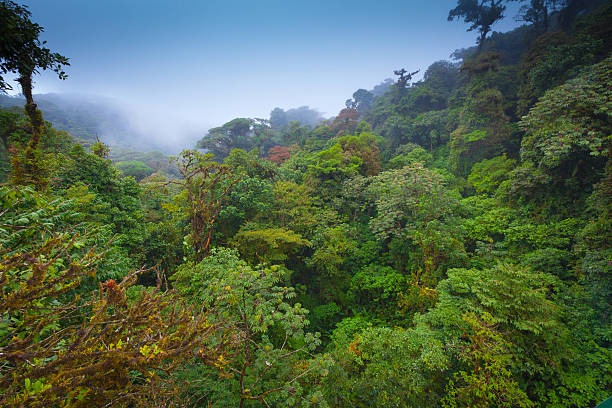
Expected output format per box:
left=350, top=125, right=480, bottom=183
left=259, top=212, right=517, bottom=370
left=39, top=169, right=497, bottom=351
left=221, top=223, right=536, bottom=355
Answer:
left=0, top=91, right=217, bottom=154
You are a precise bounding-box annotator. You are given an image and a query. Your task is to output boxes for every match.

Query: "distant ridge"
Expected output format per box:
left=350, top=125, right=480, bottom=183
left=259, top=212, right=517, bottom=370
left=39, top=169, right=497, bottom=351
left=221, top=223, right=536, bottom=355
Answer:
left=0, top=93, right=173, bottom=153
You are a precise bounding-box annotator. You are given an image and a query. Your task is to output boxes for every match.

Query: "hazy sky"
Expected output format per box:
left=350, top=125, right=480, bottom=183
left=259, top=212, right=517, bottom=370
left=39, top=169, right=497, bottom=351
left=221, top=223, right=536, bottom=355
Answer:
left=13, top=0, right=521, bottom=143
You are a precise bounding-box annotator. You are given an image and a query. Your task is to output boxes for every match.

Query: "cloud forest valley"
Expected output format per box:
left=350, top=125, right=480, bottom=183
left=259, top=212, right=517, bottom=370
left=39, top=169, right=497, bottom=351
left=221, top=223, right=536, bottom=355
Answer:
left=0, top=0, right=611, bottom=406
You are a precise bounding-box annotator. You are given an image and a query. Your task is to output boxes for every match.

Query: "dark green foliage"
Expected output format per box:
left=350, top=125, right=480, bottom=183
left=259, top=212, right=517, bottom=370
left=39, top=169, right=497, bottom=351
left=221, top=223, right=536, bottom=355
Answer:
left=345, top=89, right=375, bottom=116
left=508, top=56, right=611, bottom=217
left=467, top=154, right=515, bottom=194
left=449, top=54, right=517, bottom=175
left=421, top=263, right=610, bottom=406
left=197, top=118, right=257, bottom=159
left=216, top=175, right=274, bottom=240
left=59, top=143, right=143, bottom=234
left=448, top=0, right=506, bottom=49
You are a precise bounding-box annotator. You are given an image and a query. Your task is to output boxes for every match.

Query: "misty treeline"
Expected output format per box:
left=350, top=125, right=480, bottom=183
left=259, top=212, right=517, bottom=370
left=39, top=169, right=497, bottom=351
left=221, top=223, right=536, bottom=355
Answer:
left=0, top=92, right=202, bottom=155
left=0, top=0, right=611, bottom=406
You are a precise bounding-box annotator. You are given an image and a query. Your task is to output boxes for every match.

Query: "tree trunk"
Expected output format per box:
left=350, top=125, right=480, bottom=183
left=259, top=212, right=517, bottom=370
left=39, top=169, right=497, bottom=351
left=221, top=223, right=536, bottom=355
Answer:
left=15, top=73, right=46, bottom=189
left=478, top=27, right=490, bottom=51
left=18, top=74, right=44, bottom=149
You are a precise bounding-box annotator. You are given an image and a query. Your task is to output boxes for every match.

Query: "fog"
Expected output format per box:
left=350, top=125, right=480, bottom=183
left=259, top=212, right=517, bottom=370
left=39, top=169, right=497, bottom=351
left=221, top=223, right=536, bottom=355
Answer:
left=109, top=98, right=216, bottom=154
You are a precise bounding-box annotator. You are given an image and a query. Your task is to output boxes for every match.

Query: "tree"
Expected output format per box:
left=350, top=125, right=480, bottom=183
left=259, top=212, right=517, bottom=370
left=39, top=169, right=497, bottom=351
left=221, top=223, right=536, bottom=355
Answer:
left=366, top=163, right=466, bottom=276
left=449, top=54, right=513, bottom=176
left=89, top=138, right=110, bottom=159
left=267, top=145, right=291, bottom=164
left=269, top=107, right=288, bottom=129
left=514, top=0, right=563, bottom=32
left=232, top=227, right=310, bottom=264
left=467, top=154, right=515, bottom=194
left=0, top=1, right=69, bottom=95
left=308, top=224, right=356, bottom=280
left=515, top=31, right=571, bottom=114
left=0, top=0, right=69, bottom=187
left=168, top=150, right=239, bottom=261
left=345, top=89, right=375, bottom=116
left=283, top=106, right=324, bottom=127
left=308, top=131, right=380, bottom=197
left=348, top=265, right=409, bottom=322
left=269, top=181, right=319, bottom=234
left=115, top=160, right=155, bottom=181
left=442, top=312, right=534, bottom=408
left=197, top=118, right=255, bottom=160
left=0, top=109, right=19, bottom=152
left=0, top=109, right=21, bottom=179
left=387, top=143, right=433, bottom=169
left=557, top=0, right=606, bottom=30
left=215, top=175, right=274, bottom=240
left=57, top=143, right=144, bottom=236
left=321, top=324, right=448, bottom=407
left=282, top=121, right=311, bottom=146
left=330, top=107, right=359, bottom=135
left=448, top=0, right=506, bottom=49
left=420, top=262, right=610, bottom=406
left=224, top=148, right=277, bottom=179
left=423, top=60, right=460, bottom=96
left=393, top=68, right=420, bottom=89
left=172, top=248, right=324, bottom=407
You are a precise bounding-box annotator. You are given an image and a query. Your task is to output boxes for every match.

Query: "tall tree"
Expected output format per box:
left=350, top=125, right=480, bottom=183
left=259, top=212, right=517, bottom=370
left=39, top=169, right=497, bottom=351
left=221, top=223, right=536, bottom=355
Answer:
left=169, top=150, right=240, bottom=261
left=345, top=89, right=375, bottom=115
left=393, top=68, right=420, bottom=89
left=448, top=0, right=506, bottom=49
left=196, top=118, right=255, bottom=160
left=509, top=0, right=565, bottom=32
left=442, top=312, right=534, bottom=408
left=269, top=107, right=288, bottom=129
left=0, top=1, right=69, bottom=187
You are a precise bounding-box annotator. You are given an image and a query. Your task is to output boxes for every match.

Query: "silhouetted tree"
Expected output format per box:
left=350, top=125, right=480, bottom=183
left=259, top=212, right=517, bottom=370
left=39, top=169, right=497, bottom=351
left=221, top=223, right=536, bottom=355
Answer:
left=448, top=0, right=506, bottom=49
left=269, top=107, right=288, bottom=129
left=352, top=89, right=375, bottom=115
left=394, top=68, right=420, bottom=88
left=512, top=0, right=563, bottom=32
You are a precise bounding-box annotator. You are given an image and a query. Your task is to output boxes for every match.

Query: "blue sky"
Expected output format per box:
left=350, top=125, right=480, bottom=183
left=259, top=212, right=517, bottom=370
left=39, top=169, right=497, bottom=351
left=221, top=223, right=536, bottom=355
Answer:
left=14, top=0, right=522, bottom=144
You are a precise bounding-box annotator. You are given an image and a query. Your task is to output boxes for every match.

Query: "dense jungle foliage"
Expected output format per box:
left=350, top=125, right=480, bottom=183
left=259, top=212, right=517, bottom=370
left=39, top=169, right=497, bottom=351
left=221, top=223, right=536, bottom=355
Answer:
left=0, top=0, right=610, bottom=406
